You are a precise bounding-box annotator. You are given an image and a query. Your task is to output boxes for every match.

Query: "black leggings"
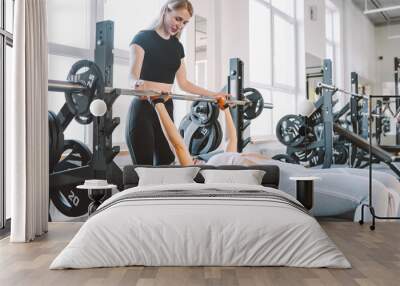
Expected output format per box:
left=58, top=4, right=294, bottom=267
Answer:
left=125, top=98, right=175, bottom=165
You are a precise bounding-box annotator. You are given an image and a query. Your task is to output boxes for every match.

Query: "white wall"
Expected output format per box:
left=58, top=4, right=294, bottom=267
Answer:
left=304, top=0, right=326, bottom=60
left=375, top=24, right=400, bottom=94
left=342, top=0, right=376, bottom=91
left=218, top=0, right=250, bottom=89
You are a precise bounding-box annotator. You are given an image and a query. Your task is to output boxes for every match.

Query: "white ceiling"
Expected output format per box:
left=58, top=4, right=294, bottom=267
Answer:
left=352, top=0, right=400, bottom=26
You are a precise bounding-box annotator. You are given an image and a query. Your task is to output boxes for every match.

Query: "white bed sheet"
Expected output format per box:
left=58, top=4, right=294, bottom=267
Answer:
left=50, top=183, right=350, bottom=269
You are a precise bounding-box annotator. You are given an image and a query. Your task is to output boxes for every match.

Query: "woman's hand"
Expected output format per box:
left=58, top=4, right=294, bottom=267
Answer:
left=216, top=96, right=229, bottom=110
left=147, top=92, right=171, bottom=106
left=214, top=91, right=231, bottom=100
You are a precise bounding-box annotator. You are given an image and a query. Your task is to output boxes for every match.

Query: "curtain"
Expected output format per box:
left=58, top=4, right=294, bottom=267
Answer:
left=8, top=0, right=48, bottom=242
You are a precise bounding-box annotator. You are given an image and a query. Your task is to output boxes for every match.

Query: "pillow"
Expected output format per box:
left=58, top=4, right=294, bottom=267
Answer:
left=200, top=169, right=266, bottom=185
left=135, top=167, right=200, bottom=186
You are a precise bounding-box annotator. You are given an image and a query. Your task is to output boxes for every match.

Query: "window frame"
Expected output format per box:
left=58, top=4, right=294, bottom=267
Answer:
left=325, top=1, right=341, bottom=87
left=248, top=0, right=298, bottom=137
left=1, top=0, right=14, bottom=231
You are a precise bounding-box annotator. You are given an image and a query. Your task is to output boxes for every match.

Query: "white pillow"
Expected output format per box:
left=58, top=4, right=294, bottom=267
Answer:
left=200, top=169, right=266, bottom=185
left=135, top=167, right=200, bottom=186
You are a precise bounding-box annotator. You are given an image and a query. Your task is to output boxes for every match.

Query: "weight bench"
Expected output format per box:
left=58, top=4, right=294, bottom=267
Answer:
left=333, top=123, right=400, bottom=177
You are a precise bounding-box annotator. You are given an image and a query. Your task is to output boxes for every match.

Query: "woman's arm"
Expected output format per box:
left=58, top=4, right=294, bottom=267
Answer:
left=223, top=108, right=238, bottom=153
left=153, top=101, right=194, bottom=166
left=176, top=60, right=228, bottom=98
left=128, top=44, right=145, bottom=88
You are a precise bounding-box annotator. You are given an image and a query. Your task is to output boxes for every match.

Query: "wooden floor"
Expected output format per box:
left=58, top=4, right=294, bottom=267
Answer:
left=0, top=222, right=399, bottom=286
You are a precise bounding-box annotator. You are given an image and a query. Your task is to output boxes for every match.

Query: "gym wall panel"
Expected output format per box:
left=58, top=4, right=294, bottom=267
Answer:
left=48, top=55, right=87, bottom=145
left=375, top=24, right=400, bottom=93
left=48, top=0, right=92, bottom=49
left=342, top=0, right=376, bottom=92
left=303, top=0, right=326, bottom=60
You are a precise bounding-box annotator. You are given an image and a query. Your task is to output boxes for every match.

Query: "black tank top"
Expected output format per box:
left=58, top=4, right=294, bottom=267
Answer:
left=130, top=30, right=185, bottom=84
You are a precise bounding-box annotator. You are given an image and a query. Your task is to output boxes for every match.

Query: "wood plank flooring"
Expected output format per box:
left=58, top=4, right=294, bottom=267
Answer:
left=0, top=222, right=399, bottom=286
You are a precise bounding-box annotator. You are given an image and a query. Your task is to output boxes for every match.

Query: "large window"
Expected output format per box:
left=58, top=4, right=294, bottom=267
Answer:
left=249, top=0, right=297, bottom=137
left=1, top=0, right=14, bottom=230
left=325, top=0, right=341, bottom=86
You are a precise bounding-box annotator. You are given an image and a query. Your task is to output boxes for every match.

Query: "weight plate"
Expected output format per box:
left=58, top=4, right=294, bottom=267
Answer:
left=272, top=154, right=299, bottom=164
left=179, top=116, right=222, bottom=156
left=243, top=88, right=264, bottom=120
left=333, top=143, right=348, bottom=165
left=291, top=148, right=324, bottom=167
left=190, top=101, right=219, bottom=126
left=49, top=111, right=64, bottom=168
left=213, top=120, right=223, bottom=152
left=50, top=140, right=92, bottom=217
left=48, top=111, right=57, bottom=172
left=65, top=60, right=105, bottom=125
left=276, top=114, right=307, bottom=147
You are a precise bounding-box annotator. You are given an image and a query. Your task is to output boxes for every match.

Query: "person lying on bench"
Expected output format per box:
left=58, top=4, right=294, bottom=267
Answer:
left=149, top=95, right=400, bottom=222
left=149, top=95, right=268, bottom=166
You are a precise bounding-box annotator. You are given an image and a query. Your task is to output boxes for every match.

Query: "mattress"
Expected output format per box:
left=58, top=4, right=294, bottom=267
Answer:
left=50, top=183, right=351, bottom=269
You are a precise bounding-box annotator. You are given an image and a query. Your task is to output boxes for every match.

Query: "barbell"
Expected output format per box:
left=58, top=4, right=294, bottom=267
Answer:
left=48, top=60, right=273, bottom=124
left=316, top=82, right=369, bottom=100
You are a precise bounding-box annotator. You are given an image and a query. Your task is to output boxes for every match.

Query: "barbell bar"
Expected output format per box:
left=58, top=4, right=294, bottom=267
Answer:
left=317, top=82, right=369, bottom=100
left=48, top=79, right=274, bottom=109
left=48, top=79, right=87, bottom=93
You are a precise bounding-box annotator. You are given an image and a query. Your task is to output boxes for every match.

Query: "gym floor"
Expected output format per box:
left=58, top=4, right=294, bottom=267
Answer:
left=0, top=222, right=399, bottom=286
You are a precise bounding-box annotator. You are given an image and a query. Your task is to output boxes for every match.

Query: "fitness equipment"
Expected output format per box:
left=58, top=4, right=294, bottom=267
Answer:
left=274, top=59, right=336, bottom=167
left=227, top=58, right=273, bottom=153
left=47, top=21, right=122, bottom=218
left=179, top=113, right=223, bottom=156
left=64, top=60, right=105, bottom=125
left=48, top=60, right=122, bottom=217
left=178, top=58, right=273, bottom=157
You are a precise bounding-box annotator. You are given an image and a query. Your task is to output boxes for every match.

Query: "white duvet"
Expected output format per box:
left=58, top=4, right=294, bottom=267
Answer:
left=50, top=183, right=350, bottom=269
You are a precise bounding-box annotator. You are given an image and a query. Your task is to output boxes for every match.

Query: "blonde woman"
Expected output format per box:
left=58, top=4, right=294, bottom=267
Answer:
left=126, top=0, right=229, bottom=165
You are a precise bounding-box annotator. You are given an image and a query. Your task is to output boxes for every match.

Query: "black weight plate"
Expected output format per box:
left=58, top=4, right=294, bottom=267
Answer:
left=276, top=114, right=307, bottom=147
left=272, top=154, right=300, bottom=164
left=243, top=88, right=264, bottom=120
left=65, top=60, right=105, bottom=125
left=178, top=114, right=192, bottom=138
left=50, top=140, right=92, bottom=217
left=48, top=112, right=56, bottom=172
left=190, top=125, right=214, bottom=155
left=333, top=143, right=348, bottom=165
left=49, top=111, right=64, bottom=167
left=48, top=111, right=59, bottom=173
left=179, top=115, right=221, bottom=156
left=213, top=121, right=223, bottom=152
left=291, top=148, right=324, bottom=167
left=190, top=101, right=219, bottom=126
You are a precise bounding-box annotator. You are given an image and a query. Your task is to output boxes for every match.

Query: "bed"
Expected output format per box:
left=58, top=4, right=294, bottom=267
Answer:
left=50, top=165, right=350, bottom=269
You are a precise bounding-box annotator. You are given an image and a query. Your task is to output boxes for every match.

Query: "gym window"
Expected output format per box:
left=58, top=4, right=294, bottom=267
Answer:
left=249, top=0, right=297, bottom=138
left=1, top=0, right=14, bottom=232
left=325, top=0, right=341, bottom=87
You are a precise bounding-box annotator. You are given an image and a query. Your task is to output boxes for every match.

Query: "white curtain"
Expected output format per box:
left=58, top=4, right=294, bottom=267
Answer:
left=8, top=0, right=48, bottom=242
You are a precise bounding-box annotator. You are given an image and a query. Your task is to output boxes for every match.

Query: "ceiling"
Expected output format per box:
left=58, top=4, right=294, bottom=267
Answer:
left=352, top=0, right=400, bottom=26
